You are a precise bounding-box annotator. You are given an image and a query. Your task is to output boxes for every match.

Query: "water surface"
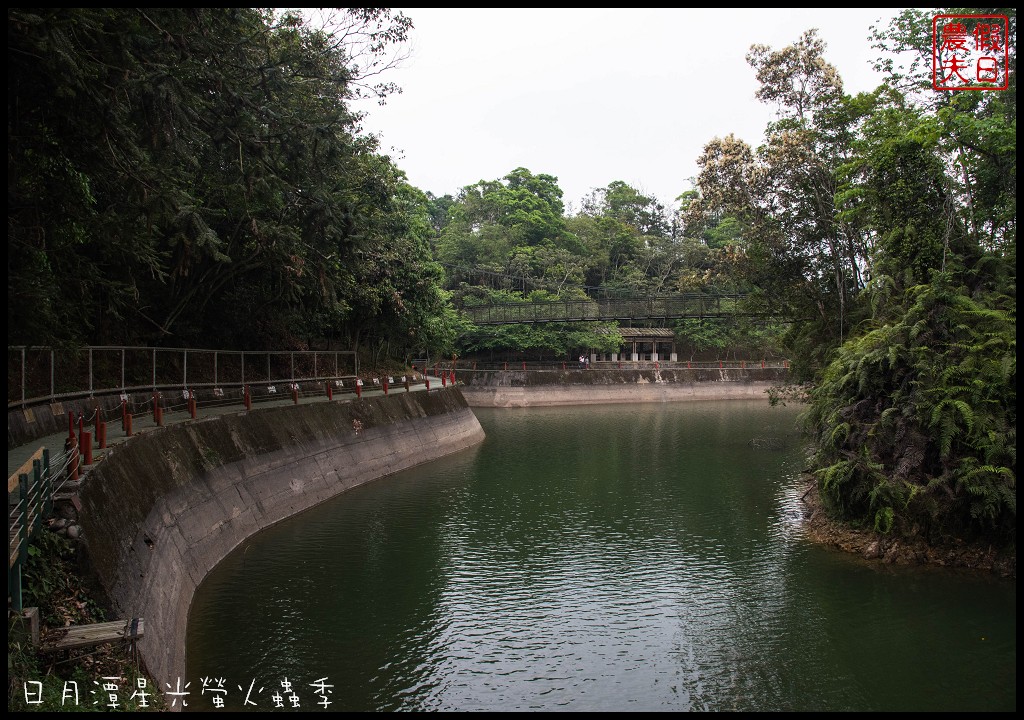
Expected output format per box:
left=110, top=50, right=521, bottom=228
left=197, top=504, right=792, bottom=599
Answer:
left=187, top=402, right=1016, bottom=711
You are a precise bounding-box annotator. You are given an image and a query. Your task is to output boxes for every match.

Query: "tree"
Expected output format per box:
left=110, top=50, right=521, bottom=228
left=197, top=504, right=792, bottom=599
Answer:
left=581, top=180, right=671, bottom=238
left=801, top=10, right=1017, bottom=548
left=687, top=31, right=876, bottom=377
left=8, top=8, right=425, bottom=352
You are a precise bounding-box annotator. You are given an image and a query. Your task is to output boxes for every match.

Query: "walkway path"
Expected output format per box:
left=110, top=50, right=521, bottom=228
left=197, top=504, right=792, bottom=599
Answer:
left=7, top=376, right=444, bottom=481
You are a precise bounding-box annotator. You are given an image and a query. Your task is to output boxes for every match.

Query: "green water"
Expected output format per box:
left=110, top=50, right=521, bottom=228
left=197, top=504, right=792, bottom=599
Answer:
left=186, top=402, right=1016, bottom=711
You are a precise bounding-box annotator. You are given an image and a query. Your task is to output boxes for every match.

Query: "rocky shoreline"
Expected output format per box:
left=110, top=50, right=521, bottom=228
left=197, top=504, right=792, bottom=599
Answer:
left=798, top=476, right=1016, bottom=579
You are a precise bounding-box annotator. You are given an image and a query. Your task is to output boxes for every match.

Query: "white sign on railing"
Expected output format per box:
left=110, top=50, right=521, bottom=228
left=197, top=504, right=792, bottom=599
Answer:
left=267, top=386, right=277, bottom=393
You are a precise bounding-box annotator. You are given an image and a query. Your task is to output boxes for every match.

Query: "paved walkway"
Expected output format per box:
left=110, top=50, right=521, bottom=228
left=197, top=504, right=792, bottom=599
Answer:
left=8, top=378, right=445, bottom=481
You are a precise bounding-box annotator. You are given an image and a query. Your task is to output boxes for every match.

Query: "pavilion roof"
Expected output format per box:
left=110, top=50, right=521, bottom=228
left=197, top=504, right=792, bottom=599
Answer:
left=616, top=328, right=676, bottom=339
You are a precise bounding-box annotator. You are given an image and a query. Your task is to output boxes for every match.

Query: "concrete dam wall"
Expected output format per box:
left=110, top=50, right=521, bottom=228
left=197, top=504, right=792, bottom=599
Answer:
left=459, top=368, right=790, bottom=407
left=77, top=388, right=484, bottom=689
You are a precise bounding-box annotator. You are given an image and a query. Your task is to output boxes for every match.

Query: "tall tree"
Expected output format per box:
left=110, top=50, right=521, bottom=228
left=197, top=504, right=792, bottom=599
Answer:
left=688, top=31, right=875, bottom=375
left=8, top=8, right=430, bottom=353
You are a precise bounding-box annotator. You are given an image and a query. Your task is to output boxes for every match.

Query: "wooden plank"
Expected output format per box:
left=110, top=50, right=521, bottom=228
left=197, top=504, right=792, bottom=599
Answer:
left=40, top=618, right=144, bottom=652
left=8, top=448, right=44, bottom=494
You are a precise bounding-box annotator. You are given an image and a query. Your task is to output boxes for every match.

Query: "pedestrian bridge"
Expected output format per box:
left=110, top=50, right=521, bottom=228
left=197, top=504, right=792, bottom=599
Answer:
left=461, top=293, right=752, bottom=325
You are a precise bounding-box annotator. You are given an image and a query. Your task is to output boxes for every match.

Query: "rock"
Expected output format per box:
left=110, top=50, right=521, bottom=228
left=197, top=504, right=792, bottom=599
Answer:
left=67, top=525, right=82, bottom=539
left=864, top=541, right=881, bottom=559
left=800, top=480, right=1015, bottom=577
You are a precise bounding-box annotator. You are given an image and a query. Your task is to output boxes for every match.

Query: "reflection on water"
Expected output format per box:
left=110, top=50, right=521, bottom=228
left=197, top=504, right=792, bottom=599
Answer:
left=187, top=402, right=1016, bottom=711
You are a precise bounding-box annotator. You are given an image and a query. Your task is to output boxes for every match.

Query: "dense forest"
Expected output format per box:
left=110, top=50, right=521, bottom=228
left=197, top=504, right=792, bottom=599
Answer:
left=8, top=8, right=1015, bottom=548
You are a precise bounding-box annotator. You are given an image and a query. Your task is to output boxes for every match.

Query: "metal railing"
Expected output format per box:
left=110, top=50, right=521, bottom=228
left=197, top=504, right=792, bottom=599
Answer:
left=7, top=346, right=358, bottom=408
left=8, top=446, right=71, bottom=611
left=461, top=293, right=750, bottom=325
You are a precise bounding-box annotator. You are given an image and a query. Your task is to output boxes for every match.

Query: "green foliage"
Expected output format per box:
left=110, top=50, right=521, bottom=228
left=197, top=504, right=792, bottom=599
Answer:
left=9, top=528, right=163, bottom=711
left=22, top=529, right=98, bottom=627
left=8, top=8, right=441, bottom=356
left=806, top=272, right=1016, bottom=544
left=682, top=16, right=1016, bottom=551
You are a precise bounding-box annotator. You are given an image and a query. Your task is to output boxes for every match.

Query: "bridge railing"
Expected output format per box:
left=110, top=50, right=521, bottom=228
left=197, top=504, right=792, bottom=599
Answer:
left=7, top=346, right=358, bottom=408
left=7, top=446, right=80, bottom=611
left=461, top=294, right=749, bottom=325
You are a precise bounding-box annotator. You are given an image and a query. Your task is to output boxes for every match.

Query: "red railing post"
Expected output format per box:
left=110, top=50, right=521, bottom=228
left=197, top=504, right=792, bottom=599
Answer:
left=67, top=435, right=80, bottom=481
left=82, top=431, right=93, bottom=465
left=98, top=420, right=107, bottom=449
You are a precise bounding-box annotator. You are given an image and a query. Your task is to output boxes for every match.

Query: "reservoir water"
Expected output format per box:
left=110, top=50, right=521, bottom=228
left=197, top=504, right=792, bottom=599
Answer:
left=187, top=401, right=1016, bottom=711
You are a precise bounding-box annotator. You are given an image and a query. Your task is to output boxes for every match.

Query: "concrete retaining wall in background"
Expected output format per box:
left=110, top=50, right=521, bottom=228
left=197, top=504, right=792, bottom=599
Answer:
left=459, top=368, right=789, bottom=407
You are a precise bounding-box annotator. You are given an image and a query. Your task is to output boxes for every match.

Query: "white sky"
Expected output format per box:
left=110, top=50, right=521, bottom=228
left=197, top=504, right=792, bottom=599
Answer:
left=353, top=8, right=911, bottom=211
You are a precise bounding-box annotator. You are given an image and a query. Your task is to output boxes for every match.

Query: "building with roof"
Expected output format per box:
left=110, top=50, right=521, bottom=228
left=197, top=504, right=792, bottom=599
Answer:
left=594, top=327, right=677, bottom=362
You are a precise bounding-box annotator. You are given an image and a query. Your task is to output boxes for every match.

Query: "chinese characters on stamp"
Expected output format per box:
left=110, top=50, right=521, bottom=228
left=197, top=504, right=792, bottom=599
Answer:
left=932, top=14, right=1009, bottom=90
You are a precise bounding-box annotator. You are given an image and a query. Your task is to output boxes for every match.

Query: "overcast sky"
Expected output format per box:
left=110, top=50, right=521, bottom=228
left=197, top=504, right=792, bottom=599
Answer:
left=352, top=8, right=910, bottom=211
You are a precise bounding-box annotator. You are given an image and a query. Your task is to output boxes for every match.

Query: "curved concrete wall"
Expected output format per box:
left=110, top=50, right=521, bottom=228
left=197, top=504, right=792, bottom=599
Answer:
left=460, top=368, right=789, bottom=407
left=77, top=388, right=484, bottom=688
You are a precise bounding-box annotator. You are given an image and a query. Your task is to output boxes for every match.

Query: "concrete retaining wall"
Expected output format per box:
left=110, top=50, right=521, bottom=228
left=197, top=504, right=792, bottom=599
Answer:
left=459, top=368, right=788, bottom=407
left=76, top=388, right=484, bottom=689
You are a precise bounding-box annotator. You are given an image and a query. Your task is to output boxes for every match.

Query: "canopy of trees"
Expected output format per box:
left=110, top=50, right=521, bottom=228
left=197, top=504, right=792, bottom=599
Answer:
left=8, top=8, right=454, bottom=361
